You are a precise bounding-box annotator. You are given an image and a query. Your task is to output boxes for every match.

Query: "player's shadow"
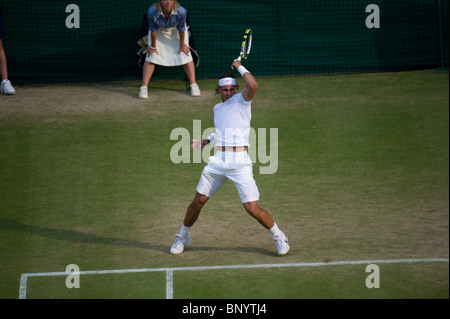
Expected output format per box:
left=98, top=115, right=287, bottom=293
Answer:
left=0, top=217, right=274, bottom=256
left=0, top=217, right=167, bottom=253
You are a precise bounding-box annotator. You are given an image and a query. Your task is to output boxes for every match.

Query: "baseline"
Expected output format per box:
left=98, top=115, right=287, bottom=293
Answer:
left=19, top=258, right=449, bottom=299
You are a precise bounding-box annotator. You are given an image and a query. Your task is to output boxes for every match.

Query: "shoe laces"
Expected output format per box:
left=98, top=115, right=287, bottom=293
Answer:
left=174, top=234, right=189, bottom=246
left=274, top=234, right=287, bottom=247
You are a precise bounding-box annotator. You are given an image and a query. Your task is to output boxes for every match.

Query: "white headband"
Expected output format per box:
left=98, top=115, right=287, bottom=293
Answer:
left=218, top=77, right=237, bottom=87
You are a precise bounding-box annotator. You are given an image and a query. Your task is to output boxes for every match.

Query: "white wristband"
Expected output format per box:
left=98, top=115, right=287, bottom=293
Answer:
left=237, top=65, right=250, bottom=77
left=207, top=133, right=215, bottom=144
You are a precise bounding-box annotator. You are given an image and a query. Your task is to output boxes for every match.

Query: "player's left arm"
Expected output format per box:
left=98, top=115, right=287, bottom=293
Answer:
left=191, top=130, right=216, bottom=149
left=231, top=60, right=258, bottom=101
left=191, top=139, right=210, bottom=149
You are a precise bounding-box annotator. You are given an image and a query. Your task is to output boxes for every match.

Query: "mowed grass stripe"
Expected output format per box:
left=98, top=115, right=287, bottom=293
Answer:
left=1, top=70, right=448, bottom=298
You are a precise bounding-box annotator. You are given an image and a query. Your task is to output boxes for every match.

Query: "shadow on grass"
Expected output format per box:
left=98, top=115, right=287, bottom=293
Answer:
left=0, top=217, right=274, bottom=256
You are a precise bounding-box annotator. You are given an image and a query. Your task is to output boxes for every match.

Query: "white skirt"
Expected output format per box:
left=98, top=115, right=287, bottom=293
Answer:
left=145, top=25, right=193, bottom=67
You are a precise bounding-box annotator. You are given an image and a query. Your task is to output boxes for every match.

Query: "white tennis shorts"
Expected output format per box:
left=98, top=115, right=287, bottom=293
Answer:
left=196, top=151, right=260, bottom=203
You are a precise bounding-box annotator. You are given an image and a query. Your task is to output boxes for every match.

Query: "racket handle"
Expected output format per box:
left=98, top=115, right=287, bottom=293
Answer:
left=231, top=56, right=242, bottom=69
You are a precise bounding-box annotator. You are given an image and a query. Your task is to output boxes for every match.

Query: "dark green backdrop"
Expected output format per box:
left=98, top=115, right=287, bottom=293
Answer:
left=1, top=0, right=448, bottom=84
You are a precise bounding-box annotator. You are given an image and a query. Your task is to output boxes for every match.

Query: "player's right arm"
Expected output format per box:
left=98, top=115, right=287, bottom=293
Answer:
left=231, top=60, right=257, bottom=102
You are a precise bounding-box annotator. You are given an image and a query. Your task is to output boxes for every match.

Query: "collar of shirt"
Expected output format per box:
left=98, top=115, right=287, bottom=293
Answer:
left=160, top=6, right=178, bottom=17
left=148, top=5, right=186, bottom=32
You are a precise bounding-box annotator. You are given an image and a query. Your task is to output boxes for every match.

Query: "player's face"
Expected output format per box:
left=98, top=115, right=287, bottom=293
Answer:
left=219, top=85, right=237, bottom=102
left=160, top=0, right=175, bottom=13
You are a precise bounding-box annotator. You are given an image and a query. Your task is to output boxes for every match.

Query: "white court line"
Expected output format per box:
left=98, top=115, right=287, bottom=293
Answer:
left=166, top=270, right=174, bottom=300
left=19, top=258, right=449, bottom=299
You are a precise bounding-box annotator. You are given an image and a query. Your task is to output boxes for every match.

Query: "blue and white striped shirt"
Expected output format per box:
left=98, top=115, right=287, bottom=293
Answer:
left=147, top=6, right=187, bottom=32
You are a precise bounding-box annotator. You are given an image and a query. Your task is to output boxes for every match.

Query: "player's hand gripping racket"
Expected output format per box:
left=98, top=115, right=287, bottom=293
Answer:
left=232, top=29, right=252, bottom=69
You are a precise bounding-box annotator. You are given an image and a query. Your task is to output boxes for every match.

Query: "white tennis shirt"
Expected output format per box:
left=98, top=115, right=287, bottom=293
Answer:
left=213, top=93, right=252, bottom=147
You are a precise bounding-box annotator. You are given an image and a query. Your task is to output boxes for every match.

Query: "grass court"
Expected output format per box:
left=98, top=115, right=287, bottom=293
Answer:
left=0, top=70, right=448, bottom=299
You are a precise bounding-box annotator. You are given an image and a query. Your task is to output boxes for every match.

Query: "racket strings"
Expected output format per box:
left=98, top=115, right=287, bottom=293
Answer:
left=240, top=29, right=252, bottom=59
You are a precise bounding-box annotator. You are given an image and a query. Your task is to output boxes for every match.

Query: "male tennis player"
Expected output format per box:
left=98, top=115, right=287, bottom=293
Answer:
left=170, top=59, right=290, bottom=256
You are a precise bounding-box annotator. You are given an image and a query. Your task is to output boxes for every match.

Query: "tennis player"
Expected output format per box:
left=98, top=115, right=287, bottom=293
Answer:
left=170, top=59, right=290, bottom=256
left=139, top=0, right=200, bottom=98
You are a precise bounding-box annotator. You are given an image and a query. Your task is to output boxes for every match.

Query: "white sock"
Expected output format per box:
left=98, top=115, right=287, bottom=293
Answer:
left=269, top=223, right=283, bottom=237
left=179, top=224, right=190, bottom=237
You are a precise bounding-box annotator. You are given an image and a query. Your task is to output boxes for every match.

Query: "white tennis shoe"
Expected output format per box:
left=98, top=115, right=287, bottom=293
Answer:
left=170, top=233, right=191, bottom=255
left=190, top=83, right=201, bottom=97
left=138, top=86, right=148, bottom=99
left=273, top=233, right=290, bottom=256
left=1, top=79, right=16, bottom=95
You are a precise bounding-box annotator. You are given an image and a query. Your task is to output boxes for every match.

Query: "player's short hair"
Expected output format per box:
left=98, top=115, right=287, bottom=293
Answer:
left=219, top=72, right=236, bottom=81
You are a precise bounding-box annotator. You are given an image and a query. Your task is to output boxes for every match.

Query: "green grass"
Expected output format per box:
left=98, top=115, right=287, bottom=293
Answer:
left=172, top=263, right=448, bottom=299
left=22, top=262, right=449, bottom=299
left=26, top=272, right=167, bottom=299
left=0, top=70, right=448, bottom=299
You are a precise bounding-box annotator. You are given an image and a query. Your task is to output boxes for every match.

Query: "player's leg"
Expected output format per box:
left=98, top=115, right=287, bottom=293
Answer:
left=242, top=201, right=274, bottom=229
left=184, top=192, right=209, bottom=227
left=170, top=192, right=209, bottom=255
left=229, top=165, right=290, bottom=256
left=243, top=201, right=290, bottom=256
left=171, top=166, right=227, bottom=255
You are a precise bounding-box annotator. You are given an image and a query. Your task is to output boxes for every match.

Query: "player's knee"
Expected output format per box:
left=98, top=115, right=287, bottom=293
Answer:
left=244, top=202, right=261, bottom=219
left=191, top=193, right=208, bottom=209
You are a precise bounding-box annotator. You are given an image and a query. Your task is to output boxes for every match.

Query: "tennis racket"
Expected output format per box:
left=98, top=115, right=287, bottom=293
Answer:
left=232, top=29, right=252, bottom=69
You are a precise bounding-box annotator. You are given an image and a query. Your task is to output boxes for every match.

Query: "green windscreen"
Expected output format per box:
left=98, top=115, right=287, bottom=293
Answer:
left=1, top=0, right=448, bottom=84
